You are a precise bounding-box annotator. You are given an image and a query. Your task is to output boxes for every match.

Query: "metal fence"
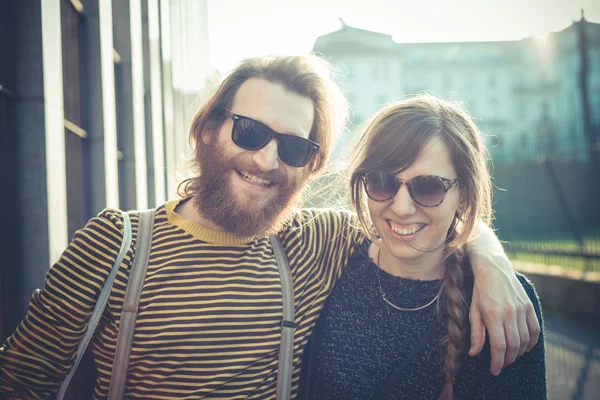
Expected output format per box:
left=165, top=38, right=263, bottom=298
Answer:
left=492, top=149, right=600, bottom=272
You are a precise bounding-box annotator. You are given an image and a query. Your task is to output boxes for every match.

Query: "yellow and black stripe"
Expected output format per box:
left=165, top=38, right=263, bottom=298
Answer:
left=0, top=198, right=363, bottom=399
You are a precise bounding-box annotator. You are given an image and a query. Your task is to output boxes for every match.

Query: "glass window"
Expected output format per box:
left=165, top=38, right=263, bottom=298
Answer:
left=382, top=62, right=390, bottom=80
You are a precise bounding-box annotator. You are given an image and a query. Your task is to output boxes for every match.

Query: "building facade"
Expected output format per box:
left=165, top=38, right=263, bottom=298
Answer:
left=0, top=0, right=211, bottom=338
left=314, top=18, right=600, bottom=165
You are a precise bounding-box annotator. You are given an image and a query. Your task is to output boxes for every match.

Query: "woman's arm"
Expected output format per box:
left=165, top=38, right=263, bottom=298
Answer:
left=467, top=221, right=541, bottom=375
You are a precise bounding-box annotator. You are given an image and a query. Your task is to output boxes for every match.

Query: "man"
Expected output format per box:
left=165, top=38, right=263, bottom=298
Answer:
left=0, top=55, right=539, bottom=399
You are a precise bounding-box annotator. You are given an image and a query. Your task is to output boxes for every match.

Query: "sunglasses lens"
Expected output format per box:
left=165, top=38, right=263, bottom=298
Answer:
left=278, top=135, right=314, bottom=167
left=232, top=118, right=271, bottom=150
left=410, top=176, right=446, bottom=206
left=231, top=116, right=316, bottom=167
left=365, top=171, right=399, bottom=201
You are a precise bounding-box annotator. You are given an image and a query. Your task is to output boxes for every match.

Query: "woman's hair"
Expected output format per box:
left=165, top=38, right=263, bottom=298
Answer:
left=348, top=94, right=492, bottom=399
left=178, top=54, right=348, bottom=197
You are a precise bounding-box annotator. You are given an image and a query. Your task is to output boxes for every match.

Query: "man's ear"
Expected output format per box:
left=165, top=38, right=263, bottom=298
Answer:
left=200, top=117, right=224, bottom=144
left=200, top=130, right=211, bottom=144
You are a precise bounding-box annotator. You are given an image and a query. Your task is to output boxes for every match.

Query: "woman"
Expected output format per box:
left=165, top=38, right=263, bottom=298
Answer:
left=299, top=95, right=546, bottom=399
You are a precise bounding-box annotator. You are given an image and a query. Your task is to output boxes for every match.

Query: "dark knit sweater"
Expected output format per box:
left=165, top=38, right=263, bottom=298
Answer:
left=299, top=242, right=547, bottom=400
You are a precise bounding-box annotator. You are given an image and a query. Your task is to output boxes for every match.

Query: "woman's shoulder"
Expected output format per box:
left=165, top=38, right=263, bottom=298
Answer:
left=515, top=272, right=543, bottom=313
left=515, top=272, right=537, bottom=293
left=347, top=240, right=372, bottom=266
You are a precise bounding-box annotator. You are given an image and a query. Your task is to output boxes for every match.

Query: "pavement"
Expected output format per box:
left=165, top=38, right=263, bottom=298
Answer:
left=544, top=312, right=600, bottom=400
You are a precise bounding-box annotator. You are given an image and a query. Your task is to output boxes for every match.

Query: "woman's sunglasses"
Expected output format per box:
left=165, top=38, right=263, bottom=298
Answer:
left=362, top=170, right=459, bottom=207
left=225, top=109, right=320, bottom=167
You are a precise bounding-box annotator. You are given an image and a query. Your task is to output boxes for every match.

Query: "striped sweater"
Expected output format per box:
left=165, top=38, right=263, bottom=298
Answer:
left=0, top=198, right=363, bottom=399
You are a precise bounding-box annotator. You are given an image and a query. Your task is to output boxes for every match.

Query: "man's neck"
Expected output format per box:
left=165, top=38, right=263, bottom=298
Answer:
left=174, top=198, right=226, bottom=232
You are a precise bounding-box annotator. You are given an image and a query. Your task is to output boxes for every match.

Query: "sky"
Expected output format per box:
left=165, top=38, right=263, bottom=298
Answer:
left=206, top=0, right=600, bottom=73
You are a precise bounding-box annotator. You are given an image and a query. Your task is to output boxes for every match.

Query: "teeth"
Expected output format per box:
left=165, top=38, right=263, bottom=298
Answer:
left=239, top=170, right=272, bottom=187
left=390, top=223, right=423, bottom=236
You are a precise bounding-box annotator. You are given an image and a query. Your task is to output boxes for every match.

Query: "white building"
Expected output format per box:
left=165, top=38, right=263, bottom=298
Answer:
left=314, top=18, right=600, bottom=164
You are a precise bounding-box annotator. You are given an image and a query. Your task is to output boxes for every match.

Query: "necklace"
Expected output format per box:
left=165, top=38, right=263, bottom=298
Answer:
left=375, top=248, right=440, bottom=312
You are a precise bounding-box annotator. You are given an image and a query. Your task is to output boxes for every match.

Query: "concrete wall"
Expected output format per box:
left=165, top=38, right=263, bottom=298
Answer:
left=516, top=262, right=600, bottom=327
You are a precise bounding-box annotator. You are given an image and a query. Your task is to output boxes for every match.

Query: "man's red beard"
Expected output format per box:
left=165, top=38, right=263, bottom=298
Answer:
left=192, top=140, right=308, bottom=238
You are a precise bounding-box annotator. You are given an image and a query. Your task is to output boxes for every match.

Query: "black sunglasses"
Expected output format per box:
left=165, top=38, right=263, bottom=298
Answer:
left=224, top=109, right=320, bottom=168
left=362, top=170, right=459, bottom=207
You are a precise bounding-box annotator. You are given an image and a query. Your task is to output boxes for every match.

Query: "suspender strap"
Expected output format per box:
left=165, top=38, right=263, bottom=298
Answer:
left=57, top=212, right=132, bottom=400
left=269, top=235, right=295, bottom=400
left=107, top=209, right=156, bottom=400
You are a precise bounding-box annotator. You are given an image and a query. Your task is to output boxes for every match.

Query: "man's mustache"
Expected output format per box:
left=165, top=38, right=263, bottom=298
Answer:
left=232, top=160, right=286, bottom=186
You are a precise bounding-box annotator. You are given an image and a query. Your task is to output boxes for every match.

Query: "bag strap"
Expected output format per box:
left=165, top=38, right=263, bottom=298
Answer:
left=107, top=209, right=156, bottom=399
left=57, top=211, right=133, bottom=400
left=269, top=235, right=295, bottom=400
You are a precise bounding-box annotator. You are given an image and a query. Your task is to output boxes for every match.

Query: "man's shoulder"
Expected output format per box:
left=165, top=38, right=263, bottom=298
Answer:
left=85, top=207, right=127, bottom=235
left=295, top=207, right=357, bottom=219
left=94, top=201, right=171, bottom=231
left=278, top=207, right=360, bottom=242
left=290, top=207, right=358, bottom=227
left=279, top=207, right=365, bottom=251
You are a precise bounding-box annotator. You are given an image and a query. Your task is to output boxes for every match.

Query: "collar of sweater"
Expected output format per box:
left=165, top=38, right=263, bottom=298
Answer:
left=165, top=198, right=260, bottom=245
